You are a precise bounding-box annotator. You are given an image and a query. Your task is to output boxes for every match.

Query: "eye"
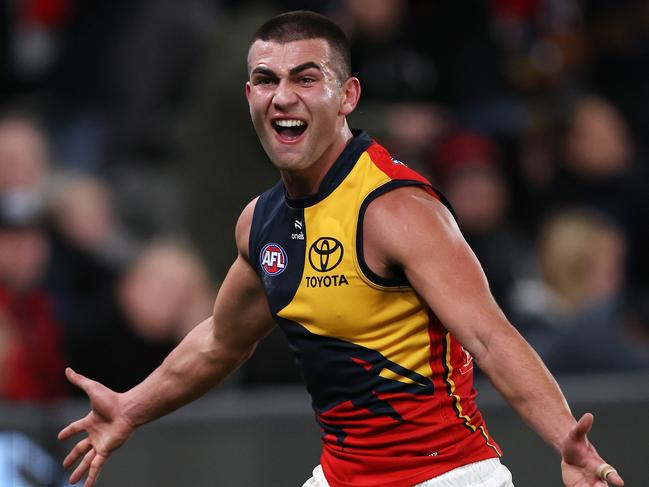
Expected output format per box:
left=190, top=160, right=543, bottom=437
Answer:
left=299, top=76, right=316, bottom=85
left=254, top=77, right=276, bottom=86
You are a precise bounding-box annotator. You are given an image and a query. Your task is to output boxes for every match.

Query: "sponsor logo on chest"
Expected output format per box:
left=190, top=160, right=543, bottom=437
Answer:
left=305, top=236, right=349, bottom=287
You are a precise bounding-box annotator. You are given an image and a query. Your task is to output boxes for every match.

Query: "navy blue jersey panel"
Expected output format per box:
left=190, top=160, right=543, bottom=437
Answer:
left=275, top=315, right=435, bottom=444
left=249, top=180, right=284, bottom=263
left=250, top=183, right=306, bottom=315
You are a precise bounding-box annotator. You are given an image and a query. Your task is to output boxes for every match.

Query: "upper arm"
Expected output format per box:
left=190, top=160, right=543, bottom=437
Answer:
left=210, top=197, right=276, bottom=358
left=363, top=186, right=512, bottom=361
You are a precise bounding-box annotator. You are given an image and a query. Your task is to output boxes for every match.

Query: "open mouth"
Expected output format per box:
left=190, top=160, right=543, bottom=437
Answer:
left=273, top=119, right=308, bottom=141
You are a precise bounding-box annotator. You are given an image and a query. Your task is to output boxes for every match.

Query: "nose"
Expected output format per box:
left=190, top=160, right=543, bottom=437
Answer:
left=272, top=79, right=298, bottom=110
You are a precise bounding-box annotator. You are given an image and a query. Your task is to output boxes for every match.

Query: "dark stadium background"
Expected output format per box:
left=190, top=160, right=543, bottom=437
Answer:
left=1, top=1, right=648, bottom=485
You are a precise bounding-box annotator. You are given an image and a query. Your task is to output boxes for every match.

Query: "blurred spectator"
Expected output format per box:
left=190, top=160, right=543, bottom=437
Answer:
left=44, top=172, right=136, bottom=336
left=411, top=1, right=523, bottom=135
left=508, top=208, right=649, bottom=373
left=0, top=112, right=50, bottom=192
left=584, top=0, right=649, bottom=156
left=334, top=0, right=437, bottom=102
left=552, top=95, right=649, bottom=288
left=48, top=172, right=136, bottom=267
left=489, top=0, right=587, bottom=97
left=47, top=0, right=216, bottom=172
left=383, top=102, right=448, bottom=176
left=118, top=241, right=214, bottom=342
left=540, top=211, right=625, bottom=309
left=65, top=240, right=215, bottom=393
left=332, top=0, right=511, bottom=109
left=509, top=107, right=562, bottom=236
left=563, top=95, right=632, bottom=179
left=0, top=0, right=71, bottom=98
left=0, top=192, right=67, bottom=401
left=432, top=131, right=533, bottom=308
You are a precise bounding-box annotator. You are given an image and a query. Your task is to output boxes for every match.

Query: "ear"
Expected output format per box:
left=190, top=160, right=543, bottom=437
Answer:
left=339, top=77, right=361, bottom=117
left=245, top=81, right=251, bottom=102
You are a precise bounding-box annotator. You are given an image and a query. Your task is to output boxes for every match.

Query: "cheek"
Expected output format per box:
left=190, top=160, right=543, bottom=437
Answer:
left=249, top=109, right=264, bottom=132
left=322, top=85, right=342, bottom=114
left=321, top=82, right=337, bottom=101
left=310, top=97, right=341, bottom=131
left=249, top=99, right=263, bottom=123
left=248, top=93, right=268, bottom=122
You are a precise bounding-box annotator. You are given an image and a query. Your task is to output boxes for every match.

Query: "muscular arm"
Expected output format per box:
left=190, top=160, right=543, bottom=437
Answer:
left=363, top=186, right=623, bottom=486
left=59, top=198, right=276, bottom=486
left=122, top=199, right=275, bottom=426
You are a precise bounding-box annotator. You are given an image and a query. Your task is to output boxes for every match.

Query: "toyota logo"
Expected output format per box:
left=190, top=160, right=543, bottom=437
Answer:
left=308, top=237, right=344, bottom=272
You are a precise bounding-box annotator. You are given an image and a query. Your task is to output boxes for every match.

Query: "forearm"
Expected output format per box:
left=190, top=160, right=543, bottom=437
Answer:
left=115, top=245, right=275, bottom=429
left=476, top=322, right=576, bottom=452
left=120, top=317, right=251, bottom=428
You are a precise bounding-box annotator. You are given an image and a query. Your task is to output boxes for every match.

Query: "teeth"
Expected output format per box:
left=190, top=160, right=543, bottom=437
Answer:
left=274, top=119, right=306, bottom=127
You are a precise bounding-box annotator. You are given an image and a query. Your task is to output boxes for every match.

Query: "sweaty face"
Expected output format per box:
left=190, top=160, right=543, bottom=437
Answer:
left=246, top=39, right=347, bottom=173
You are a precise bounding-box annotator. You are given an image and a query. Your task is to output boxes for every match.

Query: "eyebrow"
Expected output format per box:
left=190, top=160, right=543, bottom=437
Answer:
left=250, top=62, right=322, bottom=78
left=251, top=66, right=277, bottom=78
left=289, top=62, right=321, bottom=76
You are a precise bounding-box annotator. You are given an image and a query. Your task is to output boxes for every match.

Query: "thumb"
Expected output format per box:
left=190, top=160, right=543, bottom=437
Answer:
left=571, top=413, right=594, bottom=442
left=66, top=368, right=118, bottom=420
left=66, top=368, right=108, bottom=408
left=65, top=367, right=95, bottom=394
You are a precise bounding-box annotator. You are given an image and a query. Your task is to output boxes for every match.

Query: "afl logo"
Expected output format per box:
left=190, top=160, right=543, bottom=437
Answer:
left=308, top=237, right=343, bottom=272
left=260, top=243, right=288, bottom=276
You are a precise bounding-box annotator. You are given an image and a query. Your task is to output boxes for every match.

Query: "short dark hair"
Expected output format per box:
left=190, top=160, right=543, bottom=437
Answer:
left=250, top=11, right=352, bottom=82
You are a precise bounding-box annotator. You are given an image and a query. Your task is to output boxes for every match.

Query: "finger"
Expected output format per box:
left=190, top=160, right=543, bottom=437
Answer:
left=63, top=437, right=92, bottom=469
left=605, top=469, right=624, bottom=486
left=84, top=453, right=107, bottom=487
left=595, top=462, right=625, bottom=487
left=65, top=368, right=96, bottom=395
left=570, top=412, right=594, bottom=442
left=58, top=415, right=90, bottom=441
left=70, top=448, right=96, bottom=485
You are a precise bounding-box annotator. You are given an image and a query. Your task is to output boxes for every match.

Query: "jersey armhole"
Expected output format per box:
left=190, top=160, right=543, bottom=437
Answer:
left=355, top=180, right=456, bottom=288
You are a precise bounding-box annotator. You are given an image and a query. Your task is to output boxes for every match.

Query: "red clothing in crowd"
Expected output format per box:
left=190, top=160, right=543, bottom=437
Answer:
left=0, top=286, right=67, bottom=401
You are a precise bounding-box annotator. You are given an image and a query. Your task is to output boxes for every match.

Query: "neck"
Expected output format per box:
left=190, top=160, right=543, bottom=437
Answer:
left=281, top=125, right=354, bottom=198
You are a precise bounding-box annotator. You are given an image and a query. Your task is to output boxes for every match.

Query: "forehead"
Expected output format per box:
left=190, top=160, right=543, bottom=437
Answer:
left=248, top=38, right=333, bottom=73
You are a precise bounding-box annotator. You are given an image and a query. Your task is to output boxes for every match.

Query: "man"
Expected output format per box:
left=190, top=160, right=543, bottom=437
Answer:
left=59, top=11, right=624, bottom=487
left=0, top=192, right=67, bottom=401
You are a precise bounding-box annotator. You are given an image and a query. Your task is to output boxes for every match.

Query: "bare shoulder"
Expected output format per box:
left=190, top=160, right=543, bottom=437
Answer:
left=365, top=185, right=455, bottom=226
left=235, top=196, right=260, bottom=261
left=363, top=186, right=461, bottom=263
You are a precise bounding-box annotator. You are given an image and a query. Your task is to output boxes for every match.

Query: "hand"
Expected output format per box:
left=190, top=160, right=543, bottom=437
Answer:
left=560, top=413, right=624, bottom=487
left=58, top=368, right=136, bottom=486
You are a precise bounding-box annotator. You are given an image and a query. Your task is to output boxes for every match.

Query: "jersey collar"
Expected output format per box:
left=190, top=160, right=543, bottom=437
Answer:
left=284, top=130, right=373, bottom=209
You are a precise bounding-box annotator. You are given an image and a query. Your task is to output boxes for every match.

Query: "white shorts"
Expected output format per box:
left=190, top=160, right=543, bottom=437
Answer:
left=302, top=458, right=514, bottom=487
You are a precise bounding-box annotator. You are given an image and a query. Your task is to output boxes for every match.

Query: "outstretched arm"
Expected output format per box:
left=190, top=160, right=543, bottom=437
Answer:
left=363, top=186, right=623, bottom=487
left=59, top=199, right=276, bottom=486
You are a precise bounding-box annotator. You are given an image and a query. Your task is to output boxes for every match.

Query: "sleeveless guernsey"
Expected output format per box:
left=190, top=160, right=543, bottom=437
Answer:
left=249, top=131, right=501, bottom=487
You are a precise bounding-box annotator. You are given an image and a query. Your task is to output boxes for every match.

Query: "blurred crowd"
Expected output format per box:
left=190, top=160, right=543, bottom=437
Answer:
left=0, top=115, right=215, bottom=400
left=1, top=0, right=649, bottom=402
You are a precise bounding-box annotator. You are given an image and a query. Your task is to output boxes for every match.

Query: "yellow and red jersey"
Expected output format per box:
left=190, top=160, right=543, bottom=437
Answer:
left=249, top=131, right=501, bottom=487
